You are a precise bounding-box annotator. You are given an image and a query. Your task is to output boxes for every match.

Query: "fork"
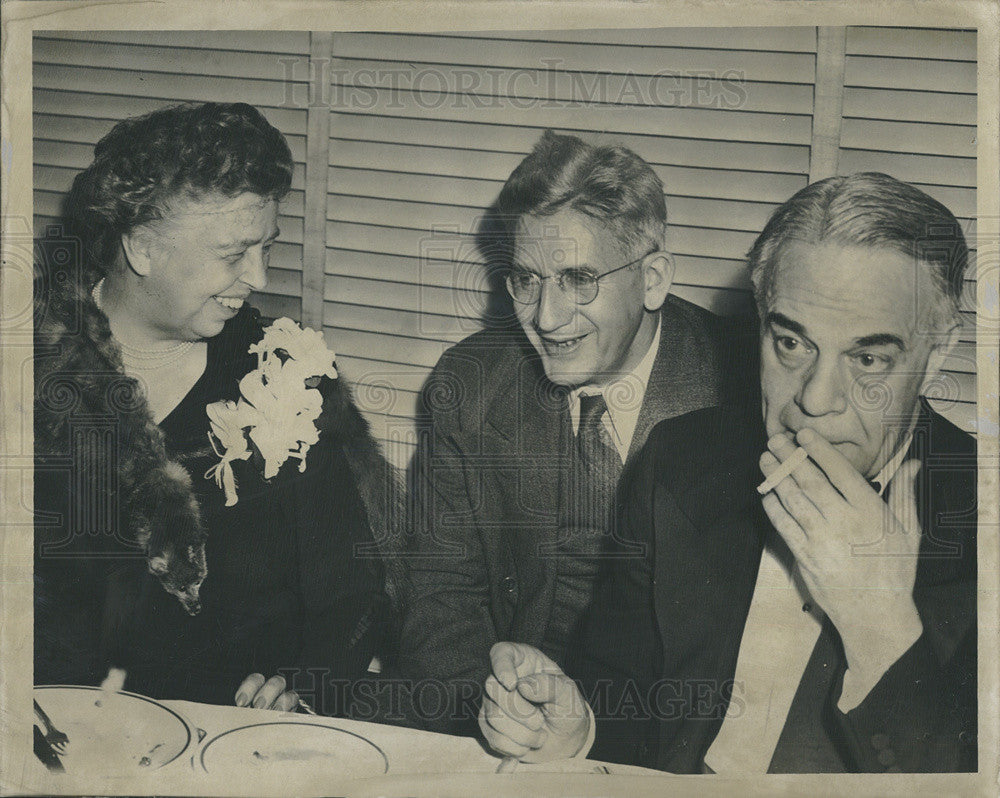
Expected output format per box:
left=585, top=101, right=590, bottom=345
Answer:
left=33, top=699, right=69, bottom=753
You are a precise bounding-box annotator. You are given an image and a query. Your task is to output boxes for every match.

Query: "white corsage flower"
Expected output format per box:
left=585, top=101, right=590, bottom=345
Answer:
left=205, top=319, right=338, bottom=505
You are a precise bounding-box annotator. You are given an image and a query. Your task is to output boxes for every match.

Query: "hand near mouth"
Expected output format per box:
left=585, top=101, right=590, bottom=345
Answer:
left=758, top=428, right=924, bottom=703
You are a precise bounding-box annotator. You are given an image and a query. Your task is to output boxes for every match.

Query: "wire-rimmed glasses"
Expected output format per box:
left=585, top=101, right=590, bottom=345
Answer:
left=505, top=249, right=655, bottom=306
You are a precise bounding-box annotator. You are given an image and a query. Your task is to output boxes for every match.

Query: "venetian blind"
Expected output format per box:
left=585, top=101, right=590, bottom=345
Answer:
left=840, top=26, right=977, bottom=433
left=31, top=28, right=981, bottom=467
left=324, top=28, right=819, bottom=463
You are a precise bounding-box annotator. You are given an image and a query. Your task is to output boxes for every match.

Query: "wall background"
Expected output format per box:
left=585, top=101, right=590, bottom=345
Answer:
left=32, top=28, right=978, bottom=467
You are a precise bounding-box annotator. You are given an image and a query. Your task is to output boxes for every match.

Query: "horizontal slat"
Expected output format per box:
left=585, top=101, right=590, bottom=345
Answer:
left=34, top=133, right=307, bottom=170
left=940, top=342, right=976, bottom=374
left=326, top=247, right=751, bottom=295
left=907, top=184, right=976, bottom=220
left=670, top=284, right=753, bottom=316
left=333, top=34, right=818, bottom=85
left=38, top=30, right=311, bottom=54
left=34, top=89, right=307, bottom=133
left=34, top=37, right=301, bottom=82
left=958, top=311, right=976, bottom=343
left=327, top=249, right=487, bottom=291
left=454, top=28, right=819, bottom=52
left=844, top=55, right=976, bottom=93
left=251, top=292, right=300, bottom=322
left=34, top=162, right=307, bottom=197
left=330, top=113, right=810, bottom=174
left=326, top=194, right=762, bottom=257
left=324, top=326, right=449, bottom=370
left=264, top=266, right=302, bottom=297
left=329, top=58, right=814, bottom=115
left=330, top=166, right=500, bottom=209
left=329, top=155, right=808, bottom=205
left=34, top=64, right=302, bottom=117
left=933, top=369, right=977, bottom=403
left=326, top=273, right=489, bottom=322
left=839, top=118, right=975, bottom=159
left=330, top=95, right=814, bottom=146
left=325, top=300, right=478, bottom=344
left=337, top=354, right=434, bottom=395
left=325, top=217, right=756, bottom=264
left=845, top=27, right=975, bottom=62
left=327, top=190, right=780, bottom=236
left=837, top=149, right=975, bottom=189
left=841, top=87, right=975, bottom=126
left=32, top=191, right=308, bottom=245
left=354, top=381, right=422, bottom=422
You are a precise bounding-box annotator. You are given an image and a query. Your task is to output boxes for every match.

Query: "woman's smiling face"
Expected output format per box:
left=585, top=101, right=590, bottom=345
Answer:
left=128, top=192, right=280, bottom=342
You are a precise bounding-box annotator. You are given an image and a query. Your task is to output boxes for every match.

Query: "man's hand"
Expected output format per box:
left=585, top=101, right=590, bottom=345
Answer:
left=759, top=429, right=924, bottom=683
left=479, top=642, right=591, bottom=763
left=235, top=673, right=299, bottom=712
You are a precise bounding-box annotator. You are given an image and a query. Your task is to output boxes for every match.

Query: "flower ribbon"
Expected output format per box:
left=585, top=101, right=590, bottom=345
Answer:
left=204, top=319, right=338, bottom=506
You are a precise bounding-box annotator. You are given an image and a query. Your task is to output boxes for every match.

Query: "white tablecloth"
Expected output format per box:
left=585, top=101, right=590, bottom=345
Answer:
left=19, top=696, right=665, bottom=796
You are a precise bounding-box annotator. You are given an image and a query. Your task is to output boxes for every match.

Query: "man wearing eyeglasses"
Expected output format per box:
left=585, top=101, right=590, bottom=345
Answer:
left=476, top=172, right=977, bottom=774
left=396, top=131, right=750, bottom=733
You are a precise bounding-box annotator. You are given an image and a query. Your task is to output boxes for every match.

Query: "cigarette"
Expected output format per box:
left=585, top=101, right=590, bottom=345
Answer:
left=757, top=446, right=809, bottom=495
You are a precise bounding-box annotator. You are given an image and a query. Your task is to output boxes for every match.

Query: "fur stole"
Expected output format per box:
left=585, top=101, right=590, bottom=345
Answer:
left=34, top=273, right=406, bottom=615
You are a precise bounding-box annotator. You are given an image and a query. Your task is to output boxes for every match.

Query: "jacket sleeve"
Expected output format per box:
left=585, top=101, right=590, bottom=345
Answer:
left=829, top=624, right=977, bottom=772
left=828, top=421, right=978, bottom=774
left=393, top=350, right=499, bottom=735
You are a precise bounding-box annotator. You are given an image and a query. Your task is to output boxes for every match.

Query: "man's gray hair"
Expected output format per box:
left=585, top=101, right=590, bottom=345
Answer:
left=747, top=172, right=969, bottom=331
left=489, top=130, right=666, bottom=262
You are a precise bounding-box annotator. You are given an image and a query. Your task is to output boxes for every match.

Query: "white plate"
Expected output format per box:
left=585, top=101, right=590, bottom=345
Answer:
left=199, top=721, right=388, bottom=779
left=33, top=685, right=194, bottom=774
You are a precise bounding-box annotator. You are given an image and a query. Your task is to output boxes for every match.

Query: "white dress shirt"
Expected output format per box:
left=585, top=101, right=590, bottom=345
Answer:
left=567, top=319, right=661, bottom=462
left=703, top=430, right=916, bottom=774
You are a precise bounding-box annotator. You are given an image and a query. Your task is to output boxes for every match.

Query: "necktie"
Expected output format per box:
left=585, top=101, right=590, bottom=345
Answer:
left=575, top=393, right=624, bottom=524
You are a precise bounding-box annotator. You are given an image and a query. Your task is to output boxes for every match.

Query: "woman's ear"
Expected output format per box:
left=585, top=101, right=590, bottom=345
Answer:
left=642, top=251, right=676, bottom=312
left=121, top=228, right=154, bottom=277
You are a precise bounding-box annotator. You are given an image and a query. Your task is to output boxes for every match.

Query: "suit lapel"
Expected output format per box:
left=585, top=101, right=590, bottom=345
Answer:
left=484, top=346, right=568, bottom=643
left=653, top=448, right=765, bottom=676
left=629, top=302, right=716, bottom=461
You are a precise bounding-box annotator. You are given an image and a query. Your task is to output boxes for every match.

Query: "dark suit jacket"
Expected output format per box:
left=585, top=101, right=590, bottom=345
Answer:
left=397, top=297, right=752, bottom=732
left=568, top=401, right=977, bottom=773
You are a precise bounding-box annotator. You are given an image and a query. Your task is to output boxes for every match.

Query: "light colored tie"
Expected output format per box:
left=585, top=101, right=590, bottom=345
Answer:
left=703, top=547, right=824, bottom=773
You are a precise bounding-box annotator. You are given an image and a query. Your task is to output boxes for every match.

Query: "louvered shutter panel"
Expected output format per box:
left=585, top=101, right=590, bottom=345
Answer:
left=324, top=28, right=818, bottom=462
left=841, top=26, right=977, bottom=434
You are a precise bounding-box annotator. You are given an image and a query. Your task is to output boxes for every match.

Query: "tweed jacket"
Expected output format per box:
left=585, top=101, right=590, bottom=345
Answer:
left=397, top=296, right=752, bottom=733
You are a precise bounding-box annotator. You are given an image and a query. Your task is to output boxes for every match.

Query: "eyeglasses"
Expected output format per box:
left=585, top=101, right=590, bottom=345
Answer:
left=505, top=249, right=656, bottom=306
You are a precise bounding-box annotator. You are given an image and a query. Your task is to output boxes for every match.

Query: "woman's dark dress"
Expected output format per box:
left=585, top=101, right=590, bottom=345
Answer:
left=36, top=306, right=387, bottom=715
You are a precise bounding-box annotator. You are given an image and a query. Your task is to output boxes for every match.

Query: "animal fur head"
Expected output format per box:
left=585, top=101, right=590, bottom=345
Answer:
left=148, top=543, right=207, bottom=615
left=138, top=461, right=209, bottom=614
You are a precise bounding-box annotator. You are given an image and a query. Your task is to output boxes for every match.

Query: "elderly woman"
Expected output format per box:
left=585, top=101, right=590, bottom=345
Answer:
left=34, top=102, right=403, bottom=714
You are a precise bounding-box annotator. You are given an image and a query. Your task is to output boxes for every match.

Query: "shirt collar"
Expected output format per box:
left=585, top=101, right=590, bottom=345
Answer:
left=870, top=405, right=921, bottom=496
left=568, top=317, right=661, bottom=456
left=872, top=429, right=915, bottom=496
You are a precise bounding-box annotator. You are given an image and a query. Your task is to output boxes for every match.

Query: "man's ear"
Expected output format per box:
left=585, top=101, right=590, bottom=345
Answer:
left=921, top=322, right=962, bottom=392
left=641, top=251, right=675, bottom=312
left=121, top=228, right=155, bottom=277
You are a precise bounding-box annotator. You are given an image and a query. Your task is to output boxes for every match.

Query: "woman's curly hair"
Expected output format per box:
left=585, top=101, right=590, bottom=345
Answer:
left=66, top=102, right=294, bottom=281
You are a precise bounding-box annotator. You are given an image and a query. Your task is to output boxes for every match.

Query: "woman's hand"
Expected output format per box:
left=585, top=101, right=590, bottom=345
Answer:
left=235, top=673, right=299, bottom=711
